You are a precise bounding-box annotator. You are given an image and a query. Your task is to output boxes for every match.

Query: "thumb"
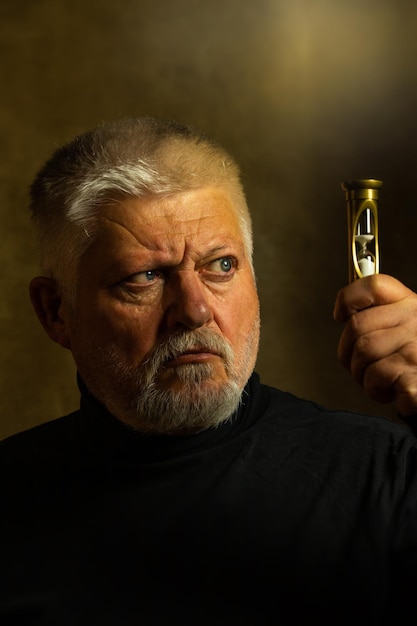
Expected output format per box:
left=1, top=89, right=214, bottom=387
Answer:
left=333, top=274, right=413, bottom=322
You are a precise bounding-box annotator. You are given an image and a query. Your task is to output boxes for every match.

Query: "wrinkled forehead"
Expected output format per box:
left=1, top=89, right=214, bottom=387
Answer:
left=81, top=187, right=247, bottom=258
left=70, top=188, right=251, bottom=291
left=97, top=186, right=243, bottom=234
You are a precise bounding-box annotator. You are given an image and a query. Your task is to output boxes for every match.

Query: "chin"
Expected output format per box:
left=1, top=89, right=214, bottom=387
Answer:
left=127, top=370, right=244, bottom=434
left=156, top=362, right=229, bottom=389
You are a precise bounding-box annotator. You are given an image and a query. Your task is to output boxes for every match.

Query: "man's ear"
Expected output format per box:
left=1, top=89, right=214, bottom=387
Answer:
left=29, top=276, right=72, bottom=349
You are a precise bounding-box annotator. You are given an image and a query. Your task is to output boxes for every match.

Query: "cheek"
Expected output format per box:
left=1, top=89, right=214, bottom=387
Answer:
left=217, top=283, right=260, bottom=345
left=72, top=301, right=161, bottom=359
left=107, top=310, right=161, bottom=355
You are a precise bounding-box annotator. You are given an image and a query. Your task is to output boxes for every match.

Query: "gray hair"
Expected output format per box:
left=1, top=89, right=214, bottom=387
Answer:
left=29, top=117, right=253, bottom=299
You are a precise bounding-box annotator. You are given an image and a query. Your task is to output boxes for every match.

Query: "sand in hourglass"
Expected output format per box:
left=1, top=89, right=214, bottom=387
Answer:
left=355, top=234, right=375, bottom=276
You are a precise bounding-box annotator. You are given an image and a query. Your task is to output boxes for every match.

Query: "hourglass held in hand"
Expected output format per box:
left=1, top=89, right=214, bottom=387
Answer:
left=341, top=179, right=382, bottom=283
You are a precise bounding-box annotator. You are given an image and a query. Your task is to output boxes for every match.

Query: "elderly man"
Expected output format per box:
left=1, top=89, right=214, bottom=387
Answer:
left=1, top=117, right=417, bottom=625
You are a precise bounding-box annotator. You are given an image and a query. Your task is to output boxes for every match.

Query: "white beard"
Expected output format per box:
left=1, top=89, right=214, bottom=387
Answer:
left=77, top=321, right=259, bottom=434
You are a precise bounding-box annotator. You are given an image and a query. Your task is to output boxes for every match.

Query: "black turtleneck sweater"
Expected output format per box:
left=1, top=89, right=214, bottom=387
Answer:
left=1, top=373, right=417, bottom=625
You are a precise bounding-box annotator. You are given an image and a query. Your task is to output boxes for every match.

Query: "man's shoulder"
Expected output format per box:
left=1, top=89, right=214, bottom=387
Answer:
left=255, top=376, right=417, bottom=446
left=0, top=411, right=85, bottom=516
left=0, top=410, right=81, bottom=456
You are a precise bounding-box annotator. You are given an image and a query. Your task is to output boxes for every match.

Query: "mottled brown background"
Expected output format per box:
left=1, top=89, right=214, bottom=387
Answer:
left=1, top=0, right=417, bottom=439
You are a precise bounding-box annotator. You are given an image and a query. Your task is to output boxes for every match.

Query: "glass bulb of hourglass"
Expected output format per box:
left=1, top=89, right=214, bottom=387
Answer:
left=355, top=233, right=375, bottom=276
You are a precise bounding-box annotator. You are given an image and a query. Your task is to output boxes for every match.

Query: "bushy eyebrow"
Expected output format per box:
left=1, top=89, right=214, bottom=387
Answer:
left=204, top=245, right=230, bottom=257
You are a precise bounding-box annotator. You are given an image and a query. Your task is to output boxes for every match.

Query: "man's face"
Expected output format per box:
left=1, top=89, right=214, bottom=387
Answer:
left=62, top=187, right=260, bottom=433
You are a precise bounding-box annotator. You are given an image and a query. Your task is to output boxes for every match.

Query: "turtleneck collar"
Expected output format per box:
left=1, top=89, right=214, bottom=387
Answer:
left=75, top=373, right=262, bottom=464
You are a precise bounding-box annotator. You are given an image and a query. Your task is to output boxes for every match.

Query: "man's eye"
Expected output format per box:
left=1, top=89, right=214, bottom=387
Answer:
left=218, top=257, right=233, bottom=272
left=206, top=256, right=236, bottom=274
left=127, top=270, right=161, bottom=285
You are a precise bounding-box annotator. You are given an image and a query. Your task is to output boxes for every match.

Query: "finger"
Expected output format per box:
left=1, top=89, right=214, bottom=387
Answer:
left=333, top=274, right=413, bottom=322
left=362, top=351, right=417, bottom=415
left=337, top=302, right=405, bottom=372
left=336, top=295, right=417, bottom=373
left=349, top=326, right=412, bottom=387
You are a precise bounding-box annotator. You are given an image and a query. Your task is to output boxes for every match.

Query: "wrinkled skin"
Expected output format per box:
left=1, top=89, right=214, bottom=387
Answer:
left=334, top=274, right=417, bottom=416
left=30, top=187, right=260, bottom=433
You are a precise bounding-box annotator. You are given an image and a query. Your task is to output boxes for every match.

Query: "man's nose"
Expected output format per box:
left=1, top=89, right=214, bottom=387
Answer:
left=164, top=271, right=213, bottom=331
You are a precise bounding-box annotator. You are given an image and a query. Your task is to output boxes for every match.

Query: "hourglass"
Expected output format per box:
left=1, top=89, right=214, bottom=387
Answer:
left=341, top=179, right=382, bottom=283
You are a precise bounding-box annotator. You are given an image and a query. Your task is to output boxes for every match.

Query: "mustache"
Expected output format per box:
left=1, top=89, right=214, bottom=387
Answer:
left=141, top=328, right=234, bottom=372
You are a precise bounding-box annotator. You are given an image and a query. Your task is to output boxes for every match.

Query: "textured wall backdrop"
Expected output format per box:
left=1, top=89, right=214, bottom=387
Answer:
left=1, top=0, right=417, bottom=438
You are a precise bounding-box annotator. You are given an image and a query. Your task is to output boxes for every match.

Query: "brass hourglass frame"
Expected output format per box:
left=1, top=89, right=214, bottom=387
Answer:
left=341, top=179, right=382, bottom=283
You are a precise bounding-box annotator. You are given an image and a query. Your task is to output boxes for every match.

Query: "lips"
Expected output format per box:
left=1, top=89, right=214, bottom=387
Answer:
left=165, top=348, right=221, bottom=366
